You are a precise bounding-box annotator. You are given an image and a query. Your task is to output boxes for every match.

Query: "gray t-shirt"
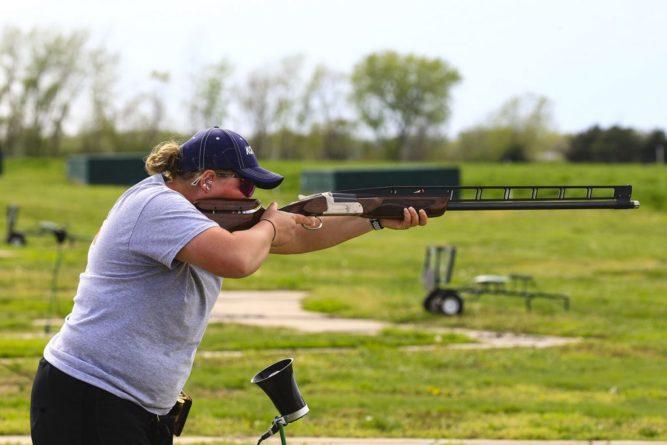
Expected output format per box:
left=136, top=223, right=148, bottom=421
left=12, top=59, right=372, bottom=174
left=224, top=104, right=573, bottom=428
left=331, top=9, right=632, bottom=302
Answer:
left=44, top=174, right=222, bottom=415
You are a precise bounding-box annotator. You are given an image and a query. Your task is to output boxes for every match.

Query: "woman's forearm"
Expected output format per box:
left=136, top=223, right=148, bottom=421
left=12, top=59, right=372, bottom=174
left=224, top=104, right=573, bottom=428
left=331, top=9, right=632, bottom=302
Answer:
left=270, top=216, right=373, bottom=254
left=177, top=223, right=274, bottom=278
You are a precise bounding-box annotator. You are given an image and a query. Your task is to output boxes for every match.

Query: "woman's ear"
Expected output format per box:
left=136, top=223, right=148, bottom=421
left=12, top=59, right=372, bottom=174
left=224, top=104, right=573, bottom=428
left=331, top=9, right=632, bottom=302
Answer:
left=200, top=170, right=216, bottom=191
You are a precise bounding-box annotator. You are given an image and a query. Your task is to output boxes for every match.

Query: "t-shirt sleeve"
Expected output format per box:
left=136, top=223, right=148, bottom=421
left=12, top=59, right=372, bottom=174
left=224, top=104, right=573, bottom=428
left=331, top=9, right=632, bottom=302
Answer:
left=128, top=191, right=218, bottom=268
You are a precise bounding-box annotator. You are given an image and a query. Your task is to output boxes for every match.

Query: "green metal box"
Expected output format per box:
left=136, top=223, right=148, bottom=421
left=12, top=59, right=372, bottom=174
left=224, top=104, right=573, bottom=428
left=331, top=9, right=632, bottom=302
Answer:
left=300, top=167, right=460, bottom=194
left=67, top=154, right=148, bottom=185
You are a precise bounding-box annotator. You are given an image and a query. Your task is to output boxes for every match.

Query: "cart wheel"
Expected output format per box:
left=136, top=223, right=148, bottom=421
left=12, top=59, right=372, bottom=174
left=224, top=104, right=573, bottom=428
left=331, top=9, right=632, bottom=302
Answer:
left=438, top=290, right=464, bottom=316
left=7, top=233, right=26, bottom=246
left=423, top=290, right=444, bottom=314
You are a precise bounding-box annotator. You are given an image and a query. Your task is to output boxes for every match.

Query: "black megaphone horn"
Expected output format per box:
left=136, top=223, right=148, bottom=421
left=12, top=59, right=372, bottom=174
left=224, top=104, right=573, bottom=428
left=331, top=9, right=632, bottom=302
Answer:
left=252, top=358, right=308, bottom=444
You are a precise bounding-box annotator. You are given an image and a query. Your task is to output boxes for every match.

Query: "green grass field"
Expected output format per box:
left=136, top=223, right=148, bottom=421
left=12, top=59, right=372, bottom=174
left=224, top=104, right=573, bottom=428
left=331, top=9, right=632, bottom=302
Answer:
left=0, top=158, right=665, bottom=439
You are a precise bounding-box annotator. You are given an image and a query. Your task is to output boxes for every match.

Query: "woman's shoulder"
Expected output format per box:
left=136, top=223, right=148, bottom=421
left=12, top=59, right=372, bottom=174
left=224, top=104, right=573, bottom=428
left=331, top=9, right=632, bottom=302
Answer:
left=110, top=175, right=193, bottom=219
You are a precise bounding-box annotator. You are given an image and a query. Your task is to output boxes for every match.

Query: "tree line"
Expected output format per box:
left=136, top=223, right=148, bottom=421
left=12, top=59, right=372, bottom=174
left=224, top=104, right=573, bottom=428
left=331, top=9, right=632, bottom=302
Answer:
left=0, top=27, right=663, bottom=163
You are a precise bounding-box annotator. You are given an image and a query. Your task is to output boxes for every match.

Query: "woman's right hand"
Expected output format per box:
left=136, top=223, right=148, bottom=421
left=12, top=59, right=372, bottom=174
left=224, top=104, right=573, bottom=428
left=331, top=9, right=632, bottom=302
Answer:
left=261, top=202, right=318, bottom=246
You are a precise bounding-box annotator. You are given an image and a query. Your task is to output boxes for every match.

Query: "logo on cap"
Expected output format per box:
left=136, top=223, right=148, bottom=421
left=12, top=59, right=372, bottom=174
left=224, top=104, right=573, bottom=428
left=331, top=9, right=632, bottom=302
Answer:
left=245, top=145, right=254, bottom=156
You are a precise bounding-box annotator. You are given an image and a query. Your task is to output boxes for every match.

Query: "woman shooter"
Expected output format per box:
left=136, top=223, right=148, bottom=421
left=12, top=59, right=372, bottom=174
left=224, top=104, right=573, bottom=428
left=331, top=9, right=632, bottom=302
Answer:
left=30, top=127, right=427, bottom=444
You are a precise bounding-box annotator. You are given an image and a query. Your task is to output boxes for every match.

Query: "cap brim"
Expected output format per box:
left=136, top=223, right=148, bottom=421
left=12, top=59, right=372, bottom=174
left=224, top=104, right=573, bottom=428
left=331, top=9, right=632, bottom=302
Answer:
left=237, top=166, right=284, bottom=189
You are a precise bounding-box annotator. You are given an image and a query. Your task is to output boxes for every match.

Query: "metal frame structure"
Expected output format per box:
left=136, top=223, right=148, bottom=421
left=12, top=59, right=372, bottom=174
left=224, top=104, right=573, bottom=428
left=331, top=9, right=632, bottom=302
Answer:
left=6, top=205, right=26, bottom=245
left=422, top=245, right=570, bottom=315
left=5, top=205, right=87, bottom=332
left=462, top=274, right=570, bottom=311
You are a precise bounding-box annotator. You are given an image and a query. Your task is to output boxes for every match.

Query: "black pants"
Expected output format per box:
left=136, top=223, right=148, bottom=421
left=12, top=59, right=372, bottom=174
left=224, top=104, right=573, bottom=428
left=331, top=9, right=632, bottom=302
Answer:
left=31, top=358, right=173, bottom=445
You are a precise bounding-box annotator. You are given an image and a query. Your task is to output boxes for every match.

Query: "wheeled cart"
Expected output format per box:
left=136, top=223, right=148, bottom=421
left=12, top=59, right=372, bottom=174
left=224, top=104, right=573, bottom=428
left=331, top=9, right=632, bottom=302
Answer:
left=422, top=246, right=570, bottom=316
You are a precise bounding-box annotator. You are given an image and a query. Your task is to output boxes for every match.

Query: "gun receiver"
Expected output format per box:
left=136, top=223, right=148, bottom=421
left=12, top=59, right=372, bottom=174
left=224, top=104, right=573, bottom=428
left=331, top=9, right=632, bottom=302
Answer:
left=194, top=185, right=639, bottom=231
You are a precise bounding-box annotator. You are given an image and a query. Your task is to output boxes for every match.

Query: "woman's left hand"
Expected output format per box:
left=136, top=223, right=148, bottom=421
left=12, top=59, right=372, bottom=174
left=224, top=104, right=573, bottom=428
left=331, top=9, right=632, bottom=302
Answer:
left=380, top=207, right=428, bottom=230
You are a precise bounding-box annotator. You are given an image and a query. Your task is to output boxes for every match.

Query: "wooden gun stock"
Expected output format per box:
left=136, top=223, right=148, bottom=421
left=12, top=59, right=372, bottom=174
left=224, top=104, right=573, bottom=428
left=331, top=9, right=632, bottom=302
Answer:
left=194, top=199, right=265, bottom=231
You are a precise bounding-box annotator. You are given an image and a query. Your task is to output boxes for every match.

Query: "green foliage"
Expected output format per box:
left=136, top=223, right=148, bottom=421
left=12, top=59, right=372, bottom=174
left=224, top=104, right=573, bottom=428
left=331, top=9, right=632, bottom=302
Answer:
left=304, top=120, right=362, bottom=160
left=0, top=337, right=49, bottom=358
left=351, top=51, right=461, bottom=160
left=642, top=129, right=667, bottom=163
left=456, top=94, right=565, bottom=162
left=77, top=46, right=121, bottom=154
left=457, top=125, right=517, bottom=161
left=3, top=27, right=665, bottom=165
left=188, top=59, right=233, bottom=131
left=238, top=55, right=306, bottom=160
left=299, top=65, right=361, bottom=160
left=0, top=27, right=91, bottom=156
left=199, top=324, right=468, bottom=351
left=566, top=125, right=662, bottom=163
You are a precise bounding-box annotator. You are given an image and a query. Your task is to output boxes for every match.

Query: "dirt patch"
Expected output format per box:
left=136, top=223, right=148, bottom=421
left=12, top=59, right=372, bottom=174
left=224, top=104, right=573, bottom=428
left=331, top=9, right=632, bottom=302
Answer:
left=0, top=250, right=15, bottom=259
left=210, top=290, right=580, bottom=349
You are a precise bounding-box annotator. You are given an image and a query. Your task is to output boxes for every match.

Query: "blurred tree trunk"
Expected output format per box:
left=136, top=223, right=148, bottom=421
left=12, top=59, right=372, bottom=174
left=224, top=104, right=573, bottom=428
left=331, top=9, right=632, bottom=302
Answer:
left=80, top=47, right=120, bottom=153
left=299, top=64, right=356, bottom=159
left=239, top=56, right=303, bottom=159
left=188, top=59, right=232, bottom=131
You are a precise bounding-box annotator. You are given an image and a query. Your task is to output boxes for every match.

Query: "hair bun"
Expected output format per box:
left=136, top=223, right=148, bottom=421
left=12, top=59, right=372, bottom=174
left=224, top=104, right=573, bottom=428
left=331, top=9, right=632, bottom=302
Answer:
left=145, top=141, right=181, bottom=180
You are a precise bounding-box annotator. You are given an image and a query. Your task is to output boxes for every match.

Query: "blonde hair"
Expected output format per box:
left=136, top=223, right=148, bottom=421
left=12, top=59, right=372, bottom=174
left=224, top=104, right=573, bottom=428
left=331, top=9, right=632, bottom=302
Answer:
left=145, top=140, right=236, bottom=183
left=144, top=140, right=189, bottom=181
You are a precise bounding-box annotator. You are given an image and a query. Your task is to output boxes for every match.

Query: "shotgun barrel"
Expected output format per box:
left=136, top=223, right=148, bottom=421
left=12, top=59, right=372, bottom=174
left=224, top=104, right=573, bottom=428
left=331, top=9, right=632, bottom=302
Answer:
left=339, top=185, right=639, bottom=211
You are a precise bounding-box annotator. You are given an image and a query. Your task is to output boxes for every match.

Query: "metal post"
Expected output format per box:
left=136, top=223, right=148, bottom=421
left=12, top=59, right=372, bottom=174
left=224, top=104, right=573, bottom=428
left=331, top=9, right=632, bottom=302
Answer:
left=279, top=422, right=287, bottom=445
left=433, top=247, right=441, bottom=288
left=45, top=243, right=64, bottom=334
left=444, top=246, right=456, bottom=284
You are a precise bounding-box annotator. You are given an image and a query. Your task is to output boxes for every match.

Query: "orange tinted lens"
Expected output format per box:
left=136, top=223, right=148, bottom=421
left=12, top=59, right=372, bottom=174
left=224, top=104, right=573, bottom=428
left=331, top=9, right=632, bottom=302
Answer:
left=240, top=179, right=255, bottom=197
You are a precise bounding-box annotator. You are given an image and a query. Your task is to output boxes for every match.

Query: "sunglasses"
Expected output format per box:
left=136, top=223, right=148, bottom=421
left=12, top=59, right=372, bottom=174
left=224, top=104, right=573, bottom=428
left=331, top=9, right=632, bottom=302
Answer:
left=215, top=171, right=255, bottom=198
left=191, top=171, right=255, bottom=198
left=239, top=178, right=255, bottom=198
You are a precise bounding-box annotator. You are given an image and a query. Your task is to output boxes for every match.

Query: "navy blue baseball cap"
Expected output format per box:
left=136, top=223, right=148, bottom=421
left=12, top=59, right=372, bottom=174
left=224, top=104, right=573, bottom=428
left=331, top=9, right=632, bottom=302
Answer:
left=179, top=127, right=283, bottom=189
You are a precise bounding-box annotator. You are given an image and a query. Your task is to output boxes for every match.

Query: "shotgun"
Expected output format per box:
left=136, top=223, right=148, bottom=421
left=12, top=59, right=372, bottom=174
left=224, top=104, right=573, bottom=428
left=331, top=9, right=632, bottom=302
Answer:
left=194, top=185, right=640, bottom=231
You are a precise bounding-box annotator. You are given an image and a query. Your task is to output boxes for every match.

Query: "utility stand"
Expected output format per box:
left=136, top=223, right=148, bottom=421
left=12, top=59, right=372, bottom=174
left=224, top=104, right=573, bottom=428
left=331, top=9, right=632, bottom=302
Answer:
left=278, top=420, right=288, bottom=445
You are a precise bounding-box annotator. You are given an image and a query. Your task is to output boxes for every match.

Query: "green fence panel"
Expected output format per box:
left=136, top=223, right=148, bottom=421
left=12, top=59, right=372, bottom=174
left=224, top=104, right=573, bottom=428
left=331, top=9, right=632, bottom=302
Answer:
left=300, top=167, right=460, bottom=194
left=67, top=154, right=148, bottom=185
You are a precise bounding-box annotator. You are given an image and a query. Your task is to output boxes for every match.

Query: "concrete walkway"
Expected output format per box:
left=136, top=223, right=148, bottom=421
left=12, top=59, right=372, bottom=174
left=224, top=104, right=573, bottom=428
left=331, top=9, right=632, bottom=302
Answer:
left=209, top=290, right=580, bottom=349
left=210, top=290, right=387, bottom=334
